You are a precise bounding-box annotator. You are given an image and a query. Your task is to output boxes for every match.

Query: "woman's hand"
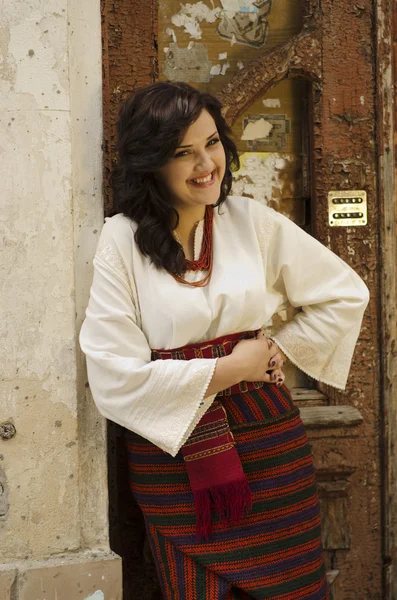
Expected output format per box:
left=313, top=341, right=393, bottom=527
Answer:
left=230, top=330, right=286, bottom=387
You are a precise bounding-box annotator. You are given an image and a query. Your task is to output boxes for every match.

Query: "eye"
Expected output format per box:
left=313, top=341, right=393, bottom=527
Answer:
left=207, top=137, right=220, bottom=147
left=174, top=150, right=191, bottom=159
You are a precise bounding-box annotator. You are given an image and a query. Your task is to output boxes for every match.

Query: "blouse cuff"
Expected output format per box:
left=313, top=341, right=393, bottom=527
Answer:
left=150, top=358, right=219, bottom=457
left=175, top=358, right=219, bottom=454
left=271, top=320, right=356, bottom=391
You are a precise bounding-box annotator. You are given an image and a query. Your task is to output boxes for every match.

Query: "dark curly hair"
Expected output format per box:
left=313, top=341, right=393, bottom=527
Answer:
left=112, top=81, right=239, bottom=276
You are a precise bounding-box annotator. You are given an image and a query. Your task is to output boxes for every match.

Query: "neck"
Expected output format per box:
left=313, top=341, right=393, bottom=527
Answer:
left=175, top=205, right=207, bottom=238
left=173, top=205, right=209, bottom=262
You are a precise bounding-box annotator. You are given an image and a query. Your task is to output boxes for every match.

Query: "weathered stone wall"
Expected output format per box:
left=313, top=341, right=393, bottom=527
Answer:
left=0, top=0, right=121, bottom=597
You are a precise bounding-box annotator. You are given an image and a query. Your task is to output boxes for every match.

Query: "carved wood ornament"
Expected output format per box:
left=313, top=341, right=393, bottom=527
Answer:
left=216, top=1, right=322, bottom=125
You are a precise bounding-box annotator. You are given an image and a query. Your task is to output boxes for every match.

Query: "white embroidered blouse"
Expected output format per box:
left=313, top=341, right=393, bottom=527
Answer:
left=80, top=196, right=369, bottom=456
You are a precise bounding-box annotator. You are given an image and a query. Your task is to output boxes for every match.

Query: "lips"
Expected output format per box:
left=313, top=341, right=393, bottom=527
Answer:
left=189, top=171, right=215, bottom=187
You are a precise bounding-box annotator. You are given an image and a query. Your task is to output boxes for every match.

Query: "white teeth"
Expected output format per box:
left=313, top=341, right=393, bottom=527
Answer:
left=192, top=173, right=213, bottom=184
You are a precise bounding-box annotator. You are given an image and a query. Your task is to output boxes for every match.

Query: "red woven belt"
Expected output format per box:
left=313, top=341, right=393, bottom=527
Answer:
left=152, top=329, right=263, bottom=395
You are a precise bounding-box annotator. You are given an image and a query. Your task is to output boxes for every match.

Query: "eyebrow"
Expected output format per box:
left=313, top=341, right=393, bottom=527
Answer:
left=176, top=131, right=218, bottom=149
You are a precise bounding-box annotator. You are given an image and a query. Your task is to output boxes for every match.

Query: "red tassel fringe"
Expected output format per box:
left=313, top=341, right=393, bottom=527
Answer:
left=194, top=478, right=252, bottom=540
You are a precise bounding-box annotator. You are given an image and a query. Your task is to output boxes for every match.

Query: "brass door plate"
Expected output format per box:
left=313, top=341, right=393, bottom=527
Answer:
left=328, top=190, right=367, bottom=227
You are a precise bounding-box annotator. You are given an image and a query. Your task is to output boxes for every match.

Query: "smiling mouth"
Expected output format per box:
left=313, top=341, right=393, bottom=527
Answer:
left=189, top=171, right=215, bottom=186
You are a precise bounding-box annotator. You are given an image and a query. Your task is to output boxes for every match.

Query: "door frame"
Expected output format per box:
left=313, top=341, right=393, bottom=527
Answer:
left=377, top=0, right=397, bottom=597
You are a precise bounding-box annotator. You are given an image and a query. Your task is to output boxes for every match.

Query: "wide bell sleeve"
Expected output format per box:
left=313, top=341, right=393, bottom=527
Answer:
left=257, top=206, right=370, bottom=390
left=79, top=224, right=218, bottom=457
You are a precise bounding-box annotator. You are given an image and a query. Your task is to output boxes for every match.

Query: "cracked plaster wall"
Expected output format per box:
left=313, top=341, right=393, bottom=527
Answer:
left=0, top=0, right=107, bottom=563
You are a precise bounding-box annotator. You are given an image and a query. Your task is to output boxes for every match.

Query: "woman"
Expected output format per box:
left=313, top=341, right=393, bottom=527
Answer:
left=80, top=81, right=369, bottom=599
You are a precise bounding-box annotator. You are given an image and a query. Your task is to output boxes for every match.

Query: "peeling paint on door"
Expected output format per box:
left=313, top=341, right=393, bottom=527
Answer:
left=241, top=114, right=290, bottom=151
left=220, top=0, right=261, bottom=12
left=163, top=42, right=213, bottom=82
left=84, top=591, right=104, bottom=600
left=210, top=62, right=230, bottom=75
left=241, top=118, right=273, bottom=140
left=263, top=98, right=281, bottom=108
left=217, top=0, right=273, bottom=48
left=171, top=2, right=221, bottom=40
left=159, top=0, right=301, bottom=94
left=232, top=152, right=300, bottom=207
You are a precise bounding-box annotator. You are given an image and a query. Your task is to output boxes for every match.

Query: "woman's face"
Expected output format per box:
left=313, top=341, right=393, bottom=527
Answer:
left=158, top=109, right=226, bottom=212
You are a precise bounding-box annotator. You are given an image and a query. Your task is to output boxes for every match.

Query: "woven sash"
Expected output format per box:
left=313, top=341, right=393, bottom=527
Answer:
left=151, top=330, right=262, bottom=538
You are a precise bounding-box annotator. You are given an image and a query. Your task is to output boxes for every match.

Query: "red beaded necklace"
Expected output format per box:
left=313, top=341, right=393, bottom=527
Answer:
left=172, top=205, right=213, bottom=287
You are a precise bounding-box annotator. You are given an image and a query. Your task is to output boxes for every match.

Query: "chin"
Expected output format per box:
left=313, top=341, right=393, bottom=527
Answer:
left=197, top=194, right=220, bottom=207
left=201, top=183, right=223, bottom=203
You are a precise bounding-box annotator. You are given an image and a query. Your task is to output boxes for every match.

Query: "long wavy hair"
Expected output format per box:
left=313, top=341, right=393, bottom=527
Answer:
left=112, top=81, right=240, bottom=276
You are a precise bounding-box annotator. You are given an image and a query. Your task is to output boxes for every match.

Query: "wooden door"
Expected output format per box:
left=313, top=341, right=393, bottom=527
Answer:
left=101, top=1, right=391, bottom=598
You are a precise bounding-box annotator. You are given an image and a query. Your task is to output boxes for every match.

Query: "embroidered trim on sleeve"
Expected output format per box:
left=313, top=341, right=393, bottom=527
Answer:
left=97, top=239, right=129, bottom=279
left=174, top=359, right=219, bottom=454
left=257, top=209, right=278, bottom=262
left=271, top=322, right=356, bottom=391
left=95, top=237, right=142, bottom=328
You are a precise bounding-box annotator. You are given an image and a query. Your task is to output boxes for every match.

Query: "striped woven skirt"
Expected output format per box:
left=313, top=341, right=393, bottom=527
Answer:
left=125, top=333, right=328, bottom=599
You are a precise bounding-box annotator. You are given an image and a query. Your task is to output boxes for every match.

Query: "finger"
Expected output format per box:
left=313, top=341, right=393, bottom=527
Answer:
left=269, top=369, right=282, bottom=382
left=256, top=329, right=273, bottom=350
left=268, top=351, right=283, bottom=369
left=262, top=332, right=273, bottom=350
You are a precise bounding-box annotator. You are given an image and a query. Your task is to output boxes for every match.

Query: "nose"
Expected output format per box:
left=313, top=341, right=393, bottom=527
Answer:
left=194, top=148, right=215, bottom=174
